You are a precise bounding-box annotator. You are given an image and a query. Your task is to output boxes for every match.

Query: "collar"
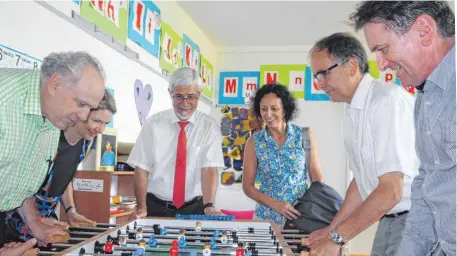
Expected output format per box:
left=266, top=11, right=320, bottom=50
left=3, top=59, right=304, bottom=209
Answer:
left=426, top=44, right=455, bottom=91
left=171, top=109, right=198, bottom=125
left=22, top=71, right=42, bottom=116
left=347, top=74, right=373, bottom=111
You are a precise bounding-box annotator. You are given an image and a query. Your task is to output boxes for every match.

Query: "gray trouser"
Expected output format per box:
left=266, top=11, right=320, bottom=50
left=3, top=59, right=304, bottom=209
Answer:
left=371, top=213, right=408, bottom=256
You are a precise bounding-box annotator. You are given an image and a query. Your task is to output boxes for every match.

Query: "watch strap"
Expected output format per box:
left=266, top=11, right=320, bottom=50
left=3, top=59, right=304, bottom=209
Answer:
left=203, top=203, right=215, bottom=209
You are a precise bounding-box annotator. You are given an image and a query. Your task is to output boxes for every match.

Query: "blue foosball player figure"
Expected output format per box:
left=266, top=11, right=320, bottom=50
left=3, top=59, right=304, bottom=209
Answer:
left=148, top=234, right=158, bottom=248
left=210, top=237, right=217, bottom=249
left=212, top=229, right=220, bottom=238
left=159, top=224, right=168, bottom=235
left=134, top=239, right=146, bottom=256
left=178, top=235, right=187, bottom=249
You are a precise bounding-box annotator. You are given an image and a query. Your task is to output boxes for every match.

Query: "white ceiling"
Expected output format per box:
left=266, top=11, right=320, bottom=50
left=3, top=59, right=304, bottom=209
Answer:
left=177, top=1, right=362, bottom=48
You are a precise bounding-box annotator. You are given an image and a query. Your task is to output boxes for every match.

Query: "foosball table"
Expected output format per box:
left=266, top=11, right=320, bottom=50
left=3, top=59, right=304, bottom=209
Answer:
left=36, top=215, right=346, bottom=256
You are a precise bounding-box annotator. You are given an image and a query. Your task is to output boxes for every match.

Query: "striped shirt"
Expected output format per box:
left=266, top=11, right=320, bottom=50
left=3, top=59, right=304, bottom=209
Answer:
left=0, top=69, right=60, bottom=211
left=397, top=46, right=456, bottom=255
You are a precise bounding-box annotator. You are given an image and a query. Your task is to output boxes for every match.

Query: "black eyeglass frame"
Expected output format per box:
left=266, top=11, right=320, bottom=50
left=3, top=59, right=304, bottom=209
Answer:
left=313, top=57, right=350, bottom=82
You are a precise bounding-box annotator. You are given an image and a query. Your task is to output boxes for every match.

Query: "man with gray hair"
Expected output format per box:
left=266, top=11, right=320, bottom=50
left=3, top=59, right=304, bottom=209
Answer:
left=128, top=67, right=224, bottom=218
left=306, top=33, right=418, bottom=256
left=350, top=2, right=455, bottom=256
left=0, top=51, right=105, bottom=252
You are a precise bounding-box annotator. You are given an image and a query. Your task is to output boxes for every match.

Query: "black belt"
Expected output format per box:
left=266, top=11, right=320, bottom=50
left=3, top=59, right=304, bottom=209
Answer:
left=148, top=193, right=202, bottom=210
left=384, top=210, right=409, bottom=218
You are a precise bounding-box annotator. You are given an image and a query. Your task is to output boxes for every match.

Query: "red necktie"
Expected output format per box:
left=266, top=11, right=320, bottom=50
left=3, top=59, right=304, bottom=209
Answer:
left=173, top=121, right=188, bottom=208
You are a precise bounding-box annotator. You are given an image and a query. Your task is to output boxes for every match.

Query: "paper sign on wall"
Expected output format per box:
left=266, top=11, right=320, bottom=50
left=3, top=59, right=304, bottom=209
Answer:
left=305, top=66, right=331, bottom=101
left=159, top=21, right=183, bottom=73
left=259, top=64, right=306, bottom=99
left=128, top=0, right=162, bottom=58
left=182, top=34, right=200, bottom=73
left=0, top=44, right=42, bottom=70
left=73, top=178, right=104, bottom=192
left=80, top=0, right=128, bottom=44
left=368, top=60, right=415, bottom=94
left=200, top=54, right=214, bottom=102
left=219, top=71, right=260, bottom=105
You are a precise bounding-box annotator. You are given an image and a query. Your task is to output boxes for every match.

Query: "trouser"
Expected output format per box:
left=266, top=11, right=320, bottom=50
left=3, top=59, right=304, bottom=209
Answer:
left=371, top=212, right=409, bottom=256
left=146, top=193, right=204, bottom=217
left=0, top=212, right=5, bottom=247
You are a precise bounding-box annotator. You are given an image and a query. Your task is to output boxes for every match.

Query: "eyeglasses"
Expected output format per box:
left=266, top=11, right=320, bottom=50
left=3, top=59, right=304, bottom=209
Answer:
left=172, top=94, right=199, bottom=103
left=313, top=57, right=350, bottom=82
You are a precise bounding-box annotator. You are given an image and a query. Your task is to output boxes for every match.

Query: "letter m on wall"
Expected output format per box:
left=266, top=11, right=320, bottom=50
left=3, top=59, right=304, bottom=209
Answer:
left=223, top=77, right=238, bottom=97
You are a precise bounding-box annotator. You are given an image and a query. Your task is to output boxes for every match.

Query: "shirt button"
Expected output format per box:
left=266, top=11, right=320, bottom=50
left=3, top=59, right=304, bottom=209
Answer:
left=426, top=131, right=431, bottom=135
left=435, top=161, right=440, bottom=165
left=425, top=102, right=431, bottom=106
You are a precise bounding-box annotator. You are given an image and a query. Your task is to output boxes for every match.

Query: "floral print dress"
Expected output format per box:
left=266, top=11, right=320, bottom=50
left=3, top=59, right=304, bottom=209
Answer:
left=253, top=124, right=309, bottom=225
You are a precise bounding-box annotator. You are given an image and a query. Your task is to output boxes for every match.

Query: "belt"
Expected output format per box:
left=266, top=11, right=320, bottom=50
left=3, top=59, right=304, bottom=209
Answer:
left=384, top=210, right=409, bottom=218
left=148, top=193, right=202, bottom=210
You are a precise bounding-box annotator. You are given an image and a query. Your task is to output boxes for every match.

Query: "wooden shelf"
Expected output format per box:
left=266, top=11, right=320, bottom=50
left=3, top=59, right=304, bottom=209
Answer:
left=110, top=210, right=135, bottom=218
left=60, top=171, right=135, bottom=224
left=110, top=171, right=134, bottom=176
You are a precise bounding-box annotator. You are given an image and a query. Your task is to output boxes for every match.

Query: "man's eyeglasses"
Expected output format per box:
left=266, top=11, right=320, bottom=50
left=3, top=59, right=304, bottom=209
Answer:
left=313, top=57, right=350, bottom=82
left=172, top=94, right=199, bottom=103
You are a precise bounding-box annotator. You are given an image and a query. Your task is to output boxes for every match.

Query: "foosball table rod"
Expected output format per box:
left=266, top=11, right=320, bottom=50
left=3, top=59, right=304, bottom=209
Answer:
left=134, top=222, right=274, bottom=234
left=113, top=245, right=284, bottom=255
left=129, top=234, right=276, bottom=244
left=134, top=227, right=273, bottom=237
left=126, top=239, right=282, bottom=250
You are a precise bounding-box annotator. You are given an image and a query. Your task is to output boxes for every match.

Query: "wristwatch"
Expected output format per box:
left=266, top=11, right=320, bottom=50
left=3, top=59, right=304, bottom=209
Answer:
left=329, top=229, right=345, bottom=246
left=203, top=203, right=215, bottom=209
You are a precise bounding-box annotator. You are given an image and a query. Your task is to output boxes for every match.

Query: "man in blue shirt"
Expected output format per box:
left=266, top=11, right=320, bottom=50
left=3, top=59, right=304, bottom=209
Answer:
left=349, top=2, right=455, bottom=256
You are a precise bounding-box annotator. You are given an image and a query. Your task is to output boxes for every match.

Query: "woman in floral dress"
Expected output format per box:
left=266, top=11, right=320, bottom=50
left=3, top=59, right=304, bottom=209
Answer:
left=243, top=83, right=323, bottom=226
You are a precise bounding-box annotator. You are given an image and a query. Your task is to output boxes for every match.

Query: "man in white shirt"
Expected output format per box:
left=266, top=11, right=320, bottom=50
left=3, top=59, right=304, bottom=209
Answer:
left=306, top=33, right=419, bottom=256
left=128, top=67, right=225, bottom=218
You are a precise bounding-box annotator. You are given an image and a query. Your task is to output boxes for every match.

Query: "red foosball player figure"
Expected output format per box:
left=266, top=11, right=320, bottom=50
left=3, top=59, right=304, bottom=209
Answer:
left=235, top=242, right=245, bottom=256
left=169, top=240, right=179, bottom=256
left=104, top=237, right=114, bottom=254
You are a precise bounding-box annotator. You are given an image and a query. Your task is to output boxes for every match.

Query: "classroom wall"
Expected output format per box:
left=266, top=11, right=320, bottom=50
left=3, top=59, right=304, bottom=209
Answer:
left=213, top=45, right=377, bottom=254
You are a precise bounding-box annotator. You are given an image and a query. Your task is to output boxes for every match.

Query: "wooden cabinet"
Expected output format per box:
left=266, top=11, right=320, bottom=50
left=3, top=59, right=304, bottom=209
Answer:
left=59, top=171, right=135, bottom=225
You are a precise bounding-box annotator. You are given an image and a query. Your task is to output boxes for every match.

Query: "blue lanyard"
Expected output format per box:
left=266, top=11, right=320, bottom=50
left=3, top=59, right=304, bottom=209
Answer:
left=79, top=140, right=88, bottom=163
